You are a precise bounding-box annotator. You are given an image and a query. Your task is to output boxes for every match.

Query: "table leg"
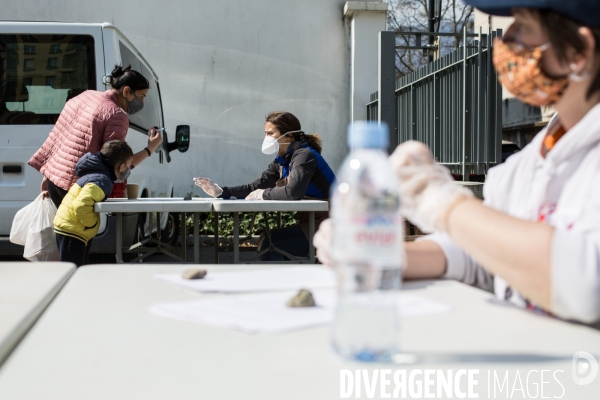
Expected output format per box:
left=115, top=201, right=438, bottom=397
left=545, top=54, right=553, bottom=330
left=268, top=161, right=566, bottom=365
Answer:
left=214, top=212, right=219, bottom=264
left=149, top=209, right=153, bottom=243
left=116, top=213, right=123, bottom=263
left=309, top=211, right=315, bottom=263
left=181, top=212, right=186, bottom=261
left=233, top=212, right=239, bottom=264
left=194, top=212, right=199, bottom=263
left=156, top=212, right=162, bottom=246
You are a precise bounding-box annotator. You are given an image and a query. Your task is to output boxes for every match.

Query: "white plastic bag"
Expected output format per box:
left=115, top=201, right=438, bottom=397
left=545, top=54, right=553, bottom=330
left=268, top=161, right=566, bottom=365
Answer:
left=10, top=193, right=60, bottom=261
left=9, top=193, right=41, bottom=245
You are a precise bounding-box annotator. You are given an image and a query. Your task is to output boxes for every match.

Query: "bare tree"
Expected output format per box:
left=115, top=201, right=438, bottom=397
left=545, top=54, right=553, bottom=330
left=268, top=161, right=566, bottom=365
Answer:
left=388, top=0, right=474, bottom=77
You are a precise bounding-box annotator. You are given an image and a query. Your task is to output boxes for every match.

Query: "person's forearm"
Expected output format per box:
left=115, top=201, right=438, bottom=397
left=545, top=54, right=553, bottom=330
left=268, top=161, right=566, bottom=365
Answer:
left=446, top=198, right=553, bottom=310
left=221, top=184, right=255, bottom=199
left=132, top=149, right=150, bottom=167
left=403, top=240, right=447, bottom=280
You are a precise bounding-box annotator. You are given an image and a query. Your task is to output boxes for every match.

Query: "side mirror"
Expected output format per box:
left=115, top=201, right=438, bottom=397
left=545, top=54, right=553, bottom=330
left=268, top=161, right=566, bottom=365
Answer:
left=165, top=125, right=190, bottom=154
left=175, top=125, right=190, bottom=153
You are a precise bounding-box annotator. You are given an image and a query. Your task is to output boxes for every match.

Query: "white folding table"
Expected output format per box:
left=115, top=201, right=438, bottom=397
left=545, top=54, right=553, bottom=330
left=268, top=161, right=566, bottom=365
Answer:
left=0, top=264, right=599, bottom=399
left=94, top=199, right=213, bottom=263
left=95, top=198, right=328, bottom=264
left=0, top=262, right=75, bottom=367
left=211, top=199, right=329, bottom=264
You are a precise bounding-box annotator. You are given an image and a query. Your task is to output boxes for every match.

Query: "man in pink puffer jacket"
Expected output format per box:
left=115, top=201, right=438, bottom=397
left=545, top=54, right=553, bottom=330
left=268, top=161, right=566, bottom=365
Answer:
left=29, top=65, right=163, bottom=209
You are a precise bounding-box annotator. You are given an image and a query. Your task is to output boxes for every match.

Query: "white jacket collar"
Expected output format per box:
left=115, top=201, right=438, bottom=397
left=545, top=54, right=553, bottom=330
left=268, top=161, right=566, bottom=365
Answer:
left=545, top=103, right=600, bottom=166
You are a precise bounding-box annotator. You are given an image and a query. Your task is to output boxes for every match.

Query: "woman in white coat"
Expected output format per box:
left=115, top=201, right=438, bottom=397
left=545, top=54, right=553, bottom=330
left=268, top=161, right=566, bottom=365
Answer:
left=315, top=0, right=600, bottom=324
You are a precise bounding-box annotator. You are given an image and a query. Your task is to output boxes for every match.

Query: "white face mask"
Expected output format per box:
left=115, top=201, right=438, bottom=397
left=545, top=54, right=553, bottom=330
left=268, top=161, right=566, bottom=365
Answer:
left=261, top=130, right=302, bottom=155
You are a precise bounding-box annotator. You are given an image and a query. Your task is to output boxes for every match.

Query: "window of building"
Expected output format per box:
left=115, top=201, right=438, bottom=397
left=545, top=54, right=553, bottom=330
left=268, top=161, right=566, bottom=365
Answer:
left=49, top=44, right=61, bottom=54
left=23, top=59, right=35, bottom=70
left=47, top=57, right=58, bottom=69
left=45, top=76, right=56, bottom=88
left=24, top=45, right=36, bottom=55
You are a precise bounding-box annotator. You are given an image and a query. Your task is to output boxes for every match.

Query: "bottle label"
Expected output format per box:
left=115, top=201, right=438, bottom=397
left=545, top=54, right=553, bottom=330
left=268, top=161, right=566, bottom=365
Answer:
left=335, top=214, right=402, bottom=264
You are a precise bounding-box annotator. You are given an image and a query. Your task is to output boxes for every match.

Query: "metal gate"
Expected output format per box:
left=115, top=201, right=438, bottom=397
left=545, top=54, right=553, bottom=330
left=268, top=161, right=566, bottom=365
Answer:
left=368, top=29, right=503, bottom=179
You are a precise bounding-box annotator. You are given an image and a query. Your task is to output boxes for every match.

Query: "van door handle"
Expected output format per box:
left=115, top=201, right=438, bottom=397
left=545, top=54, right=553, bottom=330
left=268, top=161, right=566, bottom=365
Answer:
left=3, top=165, right=22, bottom=174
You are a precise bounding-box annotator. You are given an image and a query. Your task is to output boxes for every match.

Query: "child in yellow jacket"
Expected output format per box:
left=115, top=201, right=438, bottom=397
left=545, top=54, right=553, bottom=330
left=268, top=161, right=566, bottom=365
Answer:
left=54, top=140, right=133, bottom=266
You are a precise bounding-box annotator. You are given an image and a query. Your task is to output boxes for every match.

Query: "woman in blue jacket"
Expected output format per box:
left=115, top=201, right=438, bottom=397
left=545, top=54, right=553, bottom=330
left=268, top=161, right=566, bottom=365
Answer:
left=195, top=111, right=336, bottom=261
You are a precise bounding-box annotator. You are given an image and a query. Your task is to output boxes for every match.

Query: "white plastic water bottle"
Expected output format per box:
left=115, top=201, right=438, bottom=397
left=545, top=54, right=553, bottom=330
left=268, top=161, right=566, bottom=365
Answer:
left=330, top=121, right=404, bottom=362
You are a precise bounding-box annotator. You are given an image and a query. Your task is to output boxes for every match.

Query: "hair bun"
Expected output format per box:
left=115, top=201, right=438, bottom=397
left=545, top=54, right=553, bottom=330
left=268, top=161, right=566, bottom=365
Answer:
left=111, top=64, right=132, bottom=79
left=108, top=64, right=149, bottom=91
left=111, top=65, right=124, bottom=79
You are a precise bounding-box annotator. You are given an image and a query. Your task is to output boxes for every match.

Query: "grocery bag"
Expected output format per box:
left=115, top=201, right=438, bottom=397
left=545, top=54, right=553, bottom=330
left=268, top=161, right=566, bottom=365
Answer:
left=10, top=193, right=60, bottom=261
left=9, top=193, right=43, bottom=245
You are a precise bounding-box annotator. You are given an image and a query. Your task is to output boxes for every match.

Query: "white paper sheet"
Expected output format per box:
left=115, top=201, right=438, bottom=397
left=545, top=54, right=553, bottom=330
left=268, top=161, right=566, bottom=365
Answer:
left=149, top=291, right=452, bottom=334
left=154, top=266, right=337, bottom=293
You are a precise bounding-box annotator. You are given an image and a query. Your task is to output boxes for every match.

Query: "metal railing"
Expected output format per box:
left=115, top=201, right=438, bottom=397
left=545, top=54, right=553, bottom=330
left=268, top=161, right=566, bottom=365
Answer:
left=368, top=28, right=503, bottom=179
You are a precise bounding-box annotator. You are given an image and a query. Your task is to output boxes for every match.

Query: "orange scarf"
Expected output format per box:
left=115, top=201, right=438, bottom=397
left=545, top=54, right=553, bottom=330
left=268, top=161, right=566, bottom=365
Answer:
left=541, top=125, right=567, bottom=157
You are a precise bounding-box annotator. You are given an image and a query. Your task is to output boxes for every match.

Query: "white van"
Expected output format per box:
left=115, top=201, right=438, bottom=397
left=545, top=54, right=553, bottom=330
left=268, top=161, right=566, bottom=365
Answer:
left=0, top=22, right=190, bottom=256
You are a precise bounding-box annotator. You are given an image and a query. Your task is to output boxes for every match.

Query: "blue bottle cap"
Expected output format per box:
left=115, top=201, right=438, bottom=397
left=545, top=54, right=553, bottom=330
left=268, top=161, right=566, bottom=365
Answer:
left=347, top=121, right=389, bottom=149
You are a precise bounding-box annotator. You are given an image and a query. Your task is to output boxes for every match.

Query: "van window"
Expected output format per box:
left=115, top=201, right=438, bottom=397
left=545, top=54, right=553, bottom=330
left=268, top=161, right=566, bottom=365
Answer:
left=118, top=42, right=161, bottom=132
left=0, top=34, right=96, bottom=125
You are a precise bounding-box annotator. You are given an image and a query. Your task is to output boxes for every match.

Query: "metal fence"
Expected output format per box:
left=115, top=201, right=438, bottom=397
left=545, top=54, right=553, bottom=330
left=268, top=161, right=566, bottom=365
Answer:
left=368, top=29, right=503, bottom=179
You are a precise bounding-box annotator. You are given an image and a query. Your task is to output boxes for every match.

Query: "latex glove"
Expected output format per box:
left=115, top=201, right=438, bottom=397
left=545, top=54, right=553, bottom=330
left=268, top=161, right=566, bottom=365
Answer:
left=245, top=189, right=265, bottom=201
left=146, top=127, right=163, bottom=154
left=390, top=141, right=474, bottom=233
left=313, top=218, right=335, bottom=266
left=193, top=177, right=223, bottom=198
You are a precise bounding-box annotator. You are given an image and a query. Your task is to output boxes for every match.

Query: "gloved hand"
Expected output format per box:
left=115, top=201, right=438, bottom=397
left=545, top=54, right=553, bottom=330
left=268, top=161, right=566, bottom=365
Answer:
left=313, top=218, right=335, bottom=266
left=245, top=189, right=265, bottom=201
left=389, top=141, right=474, bottom=233
left=193, top=177, right=223, bottom=198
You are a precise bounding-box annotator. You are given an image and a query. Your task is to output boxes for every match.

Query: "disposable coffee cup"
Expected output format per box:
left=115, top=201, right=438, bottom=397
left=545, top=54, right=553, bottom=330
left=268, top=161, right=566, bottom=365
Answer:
left=126, top=183, right=139, bottom=200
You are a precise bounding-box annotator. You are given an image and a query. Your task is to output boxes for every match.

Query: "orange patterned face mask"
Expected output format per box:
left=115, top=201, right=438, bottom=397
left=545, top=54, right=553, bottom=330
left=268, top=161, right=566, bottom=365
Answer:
left=493, top=38, right=569, bottom=107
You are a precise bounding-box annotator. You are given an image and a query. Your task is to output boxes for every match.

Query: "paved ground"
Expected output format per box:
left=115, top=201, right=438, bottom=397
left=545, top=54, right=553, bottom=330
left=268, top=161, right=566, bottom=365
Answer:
left=0, top=236, right=261, bottom=264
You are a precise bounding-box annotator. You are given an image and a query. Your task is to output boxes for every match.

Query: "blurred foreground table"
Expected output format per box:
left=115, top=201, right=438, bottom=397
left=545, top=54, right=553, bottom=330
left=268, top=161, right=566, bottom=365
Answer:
left=0, top=264, right=599, bottom=399
left=0, top=262, right=75, bottom=366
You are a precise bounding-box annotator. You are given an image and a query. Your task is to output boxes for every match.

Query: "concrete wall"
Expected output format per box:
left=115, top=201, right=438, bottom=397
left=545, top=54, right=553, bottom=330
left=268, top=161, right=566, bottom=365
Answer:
left=3, top=0, right=385, bottom=196
left=345, top=2, right=387, bottom=123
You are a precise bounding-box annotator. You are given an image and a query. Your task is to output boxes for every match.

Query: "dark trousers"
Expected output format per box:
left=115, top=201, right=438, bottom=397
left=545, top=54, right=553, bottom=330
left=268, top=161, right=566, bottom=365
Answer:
left=47, top=179, right=68, bottom=209
left=259, top=225, right=309, bottom=261
left=56, top=233, right=92, bottom=267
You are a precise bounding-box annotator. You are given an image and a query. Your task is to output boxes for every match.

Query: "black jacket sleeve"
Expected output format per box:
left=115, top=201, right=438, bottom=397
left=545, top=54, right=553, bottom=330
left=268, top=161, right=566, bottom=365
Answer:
left=220, top=162, right=280, bottom=199
left=263, top=148, right=317, bottom=200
